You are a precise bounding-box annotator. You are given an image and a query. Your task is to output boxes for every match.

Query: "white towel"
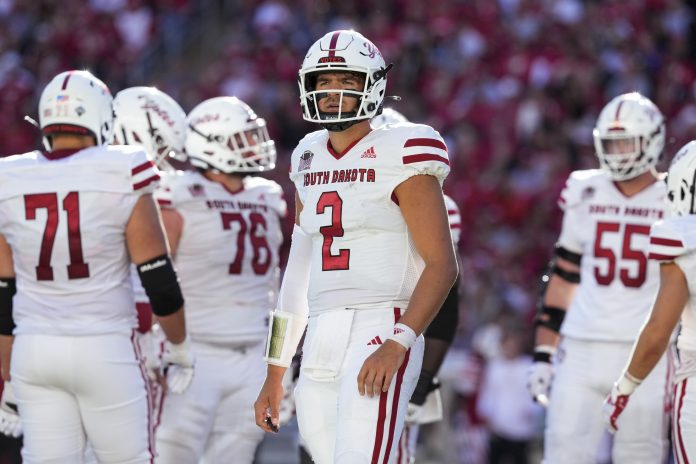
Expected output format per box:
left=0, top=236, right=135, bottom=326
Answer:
left=301, top=310, right=355, bottom=381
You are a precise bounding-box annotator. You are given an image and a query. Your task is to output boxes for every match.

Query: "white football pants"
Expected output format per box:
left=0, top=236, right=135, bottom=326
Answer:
left=544, top=337, right=671, bottom=464
left=154, top=340, right=265, bottom=464
left=11, top=332, right=153, bottom=464
left=295, top=308, right=424, bottom=464
left=672, top=377, right=696, bottom=463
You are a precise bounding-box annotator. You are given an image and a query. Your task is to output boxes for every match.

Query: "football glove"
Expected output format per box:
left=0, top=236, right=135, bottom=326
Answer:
left=0, top=382, right=21, bottom=438
left=162, top=336, right=195, bottom=394
left=603, top=372, right=642, bottom=434
left=527, top=345, right=555, bottom=405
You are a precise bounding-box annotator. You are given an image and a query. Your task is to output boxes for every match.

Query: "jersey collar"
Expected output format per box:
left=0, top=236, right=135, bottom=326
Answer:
left=42, top=148, right=82, bottom=160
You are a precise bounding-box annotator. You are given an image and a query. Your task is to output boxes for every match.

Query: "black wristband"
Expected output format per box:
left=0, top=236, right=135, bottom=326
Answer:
left=137, top=255, right=184, bottom=317
left=533, top=350, right=552, bottom=363
left=0, top=278, right=16, bottom=336
left=534, top=305, right=566, bottom=333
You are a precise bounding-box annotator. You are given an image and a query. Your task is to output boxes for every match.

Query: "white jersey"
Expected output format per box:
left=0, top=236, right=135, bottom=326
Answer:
left=129, top=170, right=175, bottom=306
left=556, top=169, right=667, bottom=342
left=0, top=146, right=159, bottom=336
left=156, top=171, right=286, bottom=344
left=444, top=194, right=461, bottom=246
left=290, top=122, right=450, bottom=315
left=649, top=216, right=696, bottom=352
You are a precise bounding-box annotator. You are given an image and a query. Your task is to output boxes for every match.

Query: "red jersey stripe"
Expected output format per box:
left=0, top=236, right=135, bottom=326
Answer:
left=403, top=138, right=447, bottom=151
left=650, top=236, right=684, bottom=248
left=132, top=160, right=155, bottom=176
left=648, top=252, right=680, bottom=260
left=402, top=154, right=450, bottom=166
left=133, top=174, right=160, bottom=191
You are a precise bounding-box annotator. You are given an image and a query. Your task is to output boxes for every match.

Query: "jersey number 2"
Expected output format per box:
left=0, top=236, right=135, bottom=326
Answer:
left=24, top=192, right=89, bottom=281
left=317, top=191, right=350, bottom=271
left=594, top=222, right=650, bottom=288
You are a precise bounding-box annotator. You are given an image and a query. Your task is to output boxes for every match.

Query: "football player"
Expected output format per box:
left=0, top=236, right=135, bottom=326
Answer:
left=373, top=108, right=462, bottom=464
left=0, top=70, right=194, bottom=463
left=152, top=96, right=285, bottom=463
left=603, top=140, right=696, bottom=462
left=113, top=86, right=188, bottom=400
left=254, top=30, right=458, bottom=464
left=528, top=92, right=672, bottom=463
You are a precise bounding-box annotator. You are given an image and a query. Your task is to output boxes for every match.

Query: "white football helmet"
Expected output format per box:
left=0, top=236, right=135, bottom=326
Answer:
left=666, top=140, right=696, bottom=216
left=371, top=107, right=408, bottom=128
left=592, top=92, right=665, bottom=181
left=185, top=96, right=276, bottom=173
left=299, top=30, right=390, bottom=131
left=38, top=70, right=113, bottom=150
left=113, top=87, right=187, bottom=171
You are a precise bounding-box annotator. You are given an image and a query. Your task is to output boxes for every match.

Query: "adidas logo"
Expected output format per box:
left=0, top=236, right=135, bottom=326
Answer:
left=367, top=336, right=383, bottom=346
left=361, top=147, right=376, bottom=159
left=393, top=327, right=405, bottom=335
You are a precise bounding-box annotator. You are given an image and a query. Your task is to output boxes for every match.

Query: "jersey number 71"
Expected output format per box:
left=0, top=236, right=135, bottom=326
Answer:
left=24, top=192, right=89, bottom=281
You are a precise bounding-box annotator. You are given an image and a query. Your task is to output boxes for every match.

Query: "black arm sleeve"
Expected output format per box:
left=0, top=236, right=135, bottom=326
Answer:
left=424, top=277, right=459, bottom=343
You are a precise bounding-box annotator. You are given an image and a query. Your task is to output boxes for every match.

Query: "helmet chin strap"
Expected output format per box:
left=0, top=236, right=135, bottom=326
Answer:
left=319, top=111, right=362, bottom=132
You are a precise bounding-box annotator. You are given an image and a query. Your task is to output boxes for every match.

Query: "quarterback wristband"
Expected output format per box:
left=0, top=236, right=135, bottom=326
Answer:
left=388, top=323, right=417, bottom=350
left=264, top=310, right=307, bottom=367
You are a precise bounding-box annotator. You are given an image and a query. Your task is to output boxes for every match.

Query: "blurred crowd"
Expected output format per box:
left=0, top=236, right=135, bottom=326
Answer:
left=2, top=0, right=696, bottom=462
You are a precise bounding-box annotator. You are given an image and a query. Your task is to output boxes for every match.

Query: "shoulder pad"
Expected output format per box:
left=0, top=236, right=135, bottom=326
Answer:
left=290, top=130, right=326, bottom=178
left=244, top=177, right=288, bottom=217
left=558, top=169, right=607, bottom=210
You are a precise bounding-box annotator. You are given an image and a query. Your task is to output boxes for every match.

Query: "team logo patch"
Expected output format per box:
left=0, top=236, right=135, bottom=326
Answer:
left=361, top=146, right=376, bottom=159
left=299, top=150, right=314, bottom=171
left=581, top=186, right=595, bottom=200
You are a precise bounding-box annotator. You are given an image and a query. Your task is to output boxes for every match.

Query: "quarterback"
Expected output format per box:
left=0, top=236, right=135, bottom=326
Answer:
left=254, top=30, right=458, bottom=464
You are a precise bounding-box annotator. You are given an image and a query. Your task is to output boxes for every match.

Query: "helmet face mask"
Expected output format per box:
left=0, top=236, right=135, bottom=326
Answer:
left=299, top=30, right=390, bottom=131
left=113, top=87, right=187, bottom=171
left=185, top=97, right=276, bottom=174
left=38, top=70, right=113, bottom=150
left=666, top=141, right=696, bottom=216
left=592, top=92, right=665, bottom=181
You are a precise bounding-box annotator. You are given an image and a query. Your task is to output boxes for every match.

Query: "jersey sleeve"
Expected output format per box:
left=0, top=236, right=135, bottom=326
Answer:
left=397, top=124, right=450, bottom=186
left=444, top=194, right=461, bottom=246
left=649, top=219, right=688, bottom=262
left=154, top=174, right=175, bottom=208
left=555, top=172, right=593, bottom=254
left=129, top=150, right=160, bottom=195
left=266, top=183, right=288, bottom=218
left=557, top=171, right=588, bottom=211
